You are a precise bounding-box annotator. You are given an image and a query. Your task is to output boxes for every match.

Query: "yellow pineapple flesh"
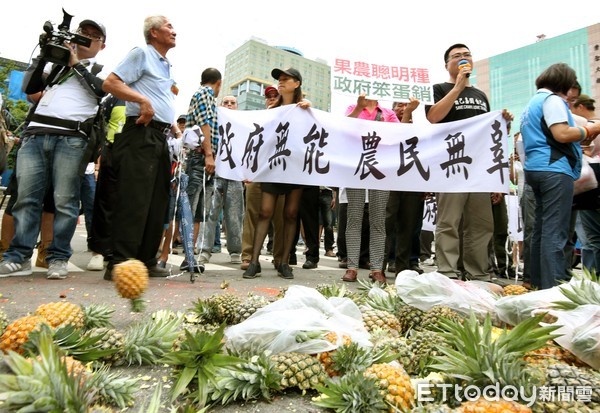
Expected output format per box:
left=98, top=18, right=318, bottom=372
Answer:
left=35, top=301, right=85, bottom=329
left=0, top=315, right=47, bottom=354
left=364, top=362, right=414, bottom=412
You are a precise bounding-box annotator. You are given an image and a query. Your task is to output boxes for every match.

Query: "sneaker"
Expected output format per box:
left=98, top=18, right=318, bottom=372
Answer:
left=230, top=254, right=242, bottom=264
left=211, top=246, right=222, bottom=253
left=0, top=260, right=33, bottom=277
left=243, top=262, right=261, bottom=279
left=86, top=254, right=105, bottom=271
left=277, top=263, right=294, bottom=279
left=47, top=260, right=68, bottom=280
left=198, top=253, right=210, bottom=264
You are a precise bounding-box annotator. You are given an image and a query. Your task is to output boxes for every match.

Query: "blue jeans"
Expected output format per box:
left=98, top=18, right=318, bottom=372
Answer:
left=4, top=134, right=86, bottom=263
left=526, top=171, right=574, bottom=289
left=199, top=177, right=244, bottom=257
left=579, top=209, right=600, bottom=271
left=80, top=171, right=96, bottom=247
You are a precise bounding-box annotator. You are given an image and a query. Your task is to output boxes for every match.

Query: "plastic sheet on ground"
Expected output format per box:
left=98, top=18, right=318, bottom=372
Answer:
left=224, top=285, right=371, bottom=355
left=394, top=270, right=497, bottom=317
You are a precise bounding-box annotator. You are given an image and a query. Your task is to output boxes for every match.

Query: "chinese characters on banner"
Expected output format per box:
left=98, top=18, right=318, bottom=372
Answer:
left=215, top=106, right=510, bottom=194
left=332, top=57, right=434, bottom=104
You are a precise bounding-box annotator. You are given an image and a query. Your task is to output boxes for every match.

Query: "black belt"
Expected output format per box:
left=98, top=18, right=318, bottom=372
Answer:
left=126, top=117, right=172, bottom=135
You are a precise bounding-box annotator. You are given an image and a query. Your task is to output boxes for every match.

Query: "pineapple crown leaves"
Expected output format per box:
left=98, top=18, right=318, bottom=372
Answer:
left=82, top=304, right=115, bottom=330
left=331, top=341, right=399, bottom=376
left=553, top=279, right=600, bottom=310
left=315, top=281, right=349, bottom=298
left=0, top=327, right=95, bottom=411
left=23, top=324, right=118, bottom=362
left=192, top=297, right=224, bottom=324
left=430, top=313, right=558, bottom=389
left=161, top=324, right=243, bottom=407
left=137, top=383, right=163, bottom=413
left=210, top=353, right=283, bottom=406
left=122, top=312, right=183, bottom=366
left=85, top=364, right=140, bottom=408
left=312, top=371, right=387, bottom=413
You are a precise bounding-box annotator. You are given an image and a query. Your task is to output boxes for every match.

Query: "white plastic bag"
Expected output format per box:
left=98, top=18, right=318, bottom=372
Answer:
left=394, top=271, right=497, bottom=317
left=224, top=285, right=371, bottom=354
left=574, top=155, right=598, bottom=195
left=495, top=286, right=566, bottom=326
left=540, top=304, right=600, bottom=370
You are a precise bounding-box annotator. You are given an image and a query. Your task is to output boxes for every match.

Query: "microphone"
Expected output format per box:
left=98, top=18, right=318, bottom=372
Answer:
left=458, top=59, right=471, bottom=78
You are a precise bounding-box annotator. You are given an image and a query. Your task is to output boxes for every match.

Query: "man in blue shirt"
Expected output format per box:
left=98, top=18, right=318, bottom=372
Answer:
left=102, top=15, right=181, bottom=279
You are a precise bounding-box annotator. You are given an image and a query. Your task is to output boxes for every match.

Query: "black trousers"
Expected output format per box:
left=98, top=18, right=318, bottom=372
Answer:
left=384, top=191, right=424, bottom=272
left=110, top=120, right=170, bottom=267
left=89, top=142, right=115, bottom=256
left=294, top=185, right=320, bottom=262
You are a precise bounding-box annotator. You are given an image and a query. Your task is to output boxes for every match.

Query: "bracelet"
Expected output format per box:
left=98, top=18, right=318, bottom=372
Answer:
left=579, top=126, right=588, bottom=141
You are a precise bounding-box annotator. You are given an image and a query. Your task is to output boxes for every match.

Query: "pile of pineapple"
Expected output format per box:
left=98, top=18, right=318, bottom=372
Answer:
left=0, top=274, right=599, bottom=413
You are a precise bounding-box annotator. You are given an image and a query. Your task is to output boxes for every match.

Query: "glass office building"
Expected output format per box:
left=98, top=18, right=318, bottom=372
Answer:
left=222, top=38, right=331, bottom=111
left=475, top=23, right=600, bottom=134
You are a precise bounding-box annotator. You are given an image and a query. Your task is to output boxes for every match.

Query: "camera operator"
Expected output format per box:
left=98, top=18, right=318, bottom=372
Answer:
left=0, top=19, right=107, bottom=280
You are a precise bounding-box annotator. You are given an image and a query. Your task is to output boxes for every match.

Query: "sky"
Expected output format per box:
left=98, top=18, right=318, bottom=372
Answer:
left=2, top=0, right=599, bottom=120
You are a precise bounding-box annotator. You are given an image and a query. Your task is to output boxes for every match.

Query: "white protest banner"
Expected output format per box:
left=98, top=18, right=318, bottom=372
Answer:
left=215, top=106, right=510, bottom=193
left=332, top=57, right=433, bottom=104
left=422, top=197, right=437, bottom=232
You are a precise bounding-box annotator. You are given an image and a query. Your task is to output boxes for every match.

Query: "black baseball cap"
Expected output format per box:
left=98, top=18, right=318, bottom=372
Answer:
left=271, top=67, right=302, bottom=85
left=79, top=19, right=107, bottom=41
left=177, top=114, right=187, bottom=122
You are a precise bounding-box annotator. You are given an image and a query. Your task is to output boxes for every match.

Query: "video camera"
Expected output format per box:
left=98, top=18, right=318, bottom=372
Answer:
left=39, top=8, right=91, bottom=67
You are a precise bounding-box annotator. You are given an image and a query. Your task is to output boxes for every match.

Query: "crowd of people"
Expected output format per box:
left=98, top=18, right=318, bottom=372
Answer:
left=1, top=15, right=600, bottom=292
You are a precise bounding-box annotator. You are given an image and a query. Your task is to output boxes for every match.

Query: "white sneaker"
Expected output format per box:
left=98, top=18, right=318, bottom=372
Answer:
left=198, top=253, right=210, bottom=264
left=86, top=254, right=104, bottom=271
left=0, top=260, right=33, bottom=277
left=47, top=260, right=68, bottom=279
left=230, top=254, right=242, bottom=264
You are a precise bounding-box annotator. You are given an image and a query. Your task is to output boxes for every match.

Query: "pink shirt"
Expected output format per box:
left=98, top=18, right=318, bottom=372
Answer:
left=345, top=104, right=400, bottom=123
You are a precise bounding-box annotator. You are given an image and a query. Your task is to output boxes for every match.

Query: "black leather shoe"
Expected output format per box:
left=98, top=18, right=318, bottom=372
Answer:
left=278, top=263, right=294, bottom=279
left=103, top=267, right=113, bottom=281
left=243, top=262, right=261, bottom=279
left=148, top=265, right=169, bottom=277
left=302, top=260, right=318, bottom=269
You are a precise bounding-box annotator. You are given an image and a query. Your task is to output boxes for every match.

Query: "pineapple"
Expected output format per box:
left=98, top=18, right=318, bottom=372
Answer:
left=231, top=294, right=270, bottom=324
left=329, top=341, right=398, bottom=377
left=86, top=327, right=125, bottom=365
left=161, top=324, right=242, bottom=408
left=82, top=303, right=115, bottom=330
left=208, top=292, right=243, bottom=324
left=431, top=313, right=559, bottom=404
left=524, top=341, right=585, bottom=367
left=542, top=363, right=600, bottom=403
left=364, top=362, right=415, bottom=412
left=0, top=314, right=47, bottom=354
left=0, top=308, right=8, bottom=334
left=411, top=404, right=455, bottom=412
left=504, top=284, right=529, bottom=296
left=459, top=398, right=532, bottom=412
left=532, top=400, right=600, bottom=412
left=270, top=351, right=329, bottom=391
left=121, top=310, right=182, bottom=366
left=420, top=305, right=462, bottom=331
left=399, top=330, right=447, bottom=376
left=0, top=327, right=95, bottom=411
left=362, top=308, right=401, bottom=335
left=113, top=259, right=149, bottom=312
left=312, top=371, right=388, bottom=412
left=396, top=304, right=426, bottom=333
left=211, top=350, right=282, bottom=404
left=317, top=331, right=352, bottom=377
left=85, top=364, right=140, bottom=408
left=35, top=301, right=85, bottom=329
